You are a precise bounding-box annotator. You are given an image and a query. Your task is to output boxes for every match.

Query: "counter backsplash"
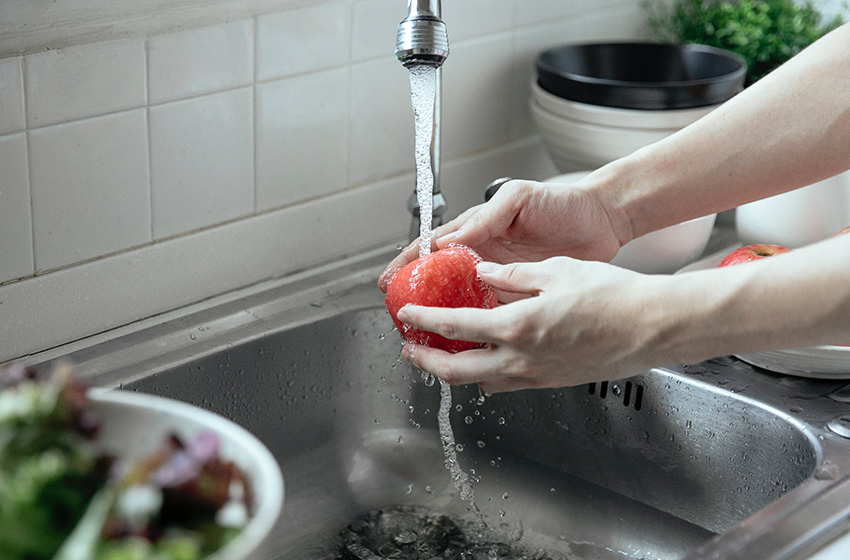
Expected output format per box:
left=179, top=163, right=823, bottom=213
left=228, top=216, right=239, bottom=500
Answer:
left=0, top=0, right=645, bottom=363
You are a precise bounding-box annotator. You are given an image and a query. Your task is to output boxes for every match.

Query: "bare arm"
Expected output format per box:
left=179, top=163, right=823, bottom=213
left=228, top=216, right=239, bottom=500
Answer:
left=588, top=23, right=850, bottom=244
left=399, top=234, right=850, bottom=393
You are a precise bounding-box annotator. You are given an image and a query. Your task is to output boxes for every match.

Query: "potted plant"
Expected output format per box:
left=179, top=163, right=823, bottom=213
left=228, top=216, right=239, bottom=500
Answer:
left=644, top=0, right=844, bottom=84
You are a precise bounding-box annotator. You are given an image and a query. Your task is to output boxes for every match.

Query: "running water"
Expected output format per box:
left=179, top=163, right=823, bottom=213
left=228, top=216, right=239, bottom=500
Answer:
left=408, top=64, right=436, bottom=257
left=408, top=64, right=482, bottom=524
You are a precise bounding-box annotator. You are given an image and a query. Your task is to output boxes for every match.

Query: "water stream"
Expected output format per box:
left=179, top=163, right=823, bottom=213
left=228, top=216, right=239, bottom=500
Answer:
left=409, top=64, right=436, bottom=258
left=408, top=63, right=482, bottom=523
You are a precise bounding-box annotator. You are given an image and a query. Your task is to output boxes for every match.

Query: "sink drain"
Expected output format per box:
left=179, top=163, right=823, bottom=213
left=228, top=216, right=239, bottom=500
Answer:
left=335, top=506, right=560, bottom=560
left=827, top=414, right=850, bottom=438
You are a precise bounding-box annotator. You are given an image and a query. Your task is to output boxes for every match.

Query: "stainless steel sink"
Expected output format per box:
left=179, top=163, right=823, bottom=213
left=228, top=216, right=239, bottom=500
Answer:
left=32, top=245, right=850, bottom=560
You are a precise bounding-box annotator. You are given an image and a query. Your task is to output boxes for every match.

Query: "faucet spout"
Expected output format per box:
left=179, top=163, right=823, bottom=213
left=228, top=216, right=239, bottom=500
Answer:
left=395, top=0, right=449, bottom=68
left=397, top=0, right=449, bottom=241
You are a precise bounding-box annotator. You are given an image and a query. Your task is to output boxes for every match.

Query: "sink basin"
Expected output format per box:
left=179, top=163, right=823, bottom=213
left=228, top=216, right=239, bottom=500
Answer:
left=31, top=245, right=850, bottom=560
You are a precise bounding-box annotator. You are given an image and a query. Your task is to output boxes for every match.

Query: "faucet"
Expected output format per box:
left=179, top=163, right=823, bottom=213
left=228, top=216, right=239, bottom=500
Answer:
left=396, top=0, right=449, bottom=241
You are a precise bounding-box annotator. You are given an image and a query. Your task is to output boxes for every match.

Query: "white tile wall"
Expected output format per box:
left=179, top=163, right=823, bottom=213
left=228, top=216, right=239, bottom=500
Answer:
left=0, top=134, right=33, bottom=283
left=150, top=88, right=254, bottom=239
left=350, top=56, right=413, bottom=186
left=0, top=0, right=651, bottom=362
left=351, top=0, right=406, bottom=63
left=148, top=20, right=254, bottom=104
left=257, top=2, right=352, bottom=81
left=25, top=40, right=146, bottom=127
left=256, top=67, right=350, bottom=211
left=28, top=110, right=151, bottom=270
left=0, top=58, right=25, bottom=134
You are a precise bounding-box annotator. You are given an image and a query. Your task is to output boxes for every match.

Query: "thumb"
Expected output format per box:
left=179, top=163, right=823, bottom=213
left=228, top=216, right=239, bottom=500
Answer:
left=477, top=261, right=549, bottom=295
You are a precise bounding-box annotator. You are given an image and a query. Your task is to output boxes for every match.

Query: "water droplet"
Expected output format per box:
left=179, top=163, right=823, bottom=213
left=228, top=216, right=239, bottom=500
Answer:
left=464, top=416, right=473, bottom=425
left=498, top=417, right=506, bottom=425
left=189, top=333, right=197, bottom=340
left=501, top=492, right=509, bottom=500
left=477, top=440, right=486, bottom=448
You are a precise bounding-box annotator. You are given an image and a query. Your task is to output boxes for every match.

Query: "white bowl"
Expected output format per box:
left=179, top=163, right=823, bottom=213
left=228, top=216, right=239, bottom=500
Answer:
left=735, top=171, right=850, bottom=248
left=531, top=80, right=718, bottom=129
left=532, top=100, right=678, bottom=171
left=547, top=172, right=717, bottom=274
left=531, top=82, right=719, bottom=173
left=89, top=389, right=283, bottom=560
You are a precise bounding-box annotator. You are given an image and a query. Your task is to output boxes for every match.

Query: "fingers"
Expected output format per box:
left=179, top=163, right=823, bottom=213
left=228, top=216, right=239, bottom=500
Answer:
left=438, top=180, right=532, bottom=249
left=401, top=343, right=504, bottom=387
left=397, top=305, right=503, bottom=346
left=400, top=344, right=541, bottom=393
left=476, top=261, right=552, bottom=295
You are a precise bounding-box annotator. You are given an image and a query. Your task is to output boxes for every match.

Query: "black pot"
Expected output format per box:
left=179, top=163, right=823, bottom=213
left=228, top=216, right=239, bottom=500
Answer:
left=536, top=42, right=747, bottom=110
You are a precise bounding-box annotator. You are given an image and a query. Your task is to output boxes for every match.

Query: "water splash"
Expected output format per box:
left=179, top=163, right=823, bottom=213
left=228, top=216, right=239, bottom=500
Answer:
left=438, top=379, right=484, bottom=525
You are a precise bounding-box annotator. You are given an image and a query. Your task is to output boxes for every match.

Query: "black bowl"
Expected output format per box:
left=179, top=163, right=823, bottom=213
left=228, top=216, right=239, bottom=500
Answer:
left=536, top=42, right=746, bottom=110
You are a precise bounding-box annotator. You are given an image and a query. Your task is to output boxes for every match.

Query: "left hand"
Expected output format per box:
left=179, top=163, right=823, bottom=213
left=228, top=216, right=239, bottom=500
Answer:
left=396, top=257, right=668, bottom=393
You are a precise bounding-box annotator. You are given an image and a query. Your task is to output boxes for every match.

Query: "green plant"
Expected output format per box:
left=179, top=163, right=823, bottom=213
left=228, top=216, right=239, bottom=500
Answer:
left=645, top=0, right=844, bottom=84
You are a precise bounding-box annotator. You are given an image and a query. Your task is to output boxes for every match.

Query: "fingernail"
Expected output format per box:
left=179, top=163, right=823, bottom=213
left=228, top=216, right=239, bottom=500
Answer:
left=476, top=261, right=501, bottom=275
left=401, top=343, right=414, bottom=362
left=397, top=305, right=411, bottom=323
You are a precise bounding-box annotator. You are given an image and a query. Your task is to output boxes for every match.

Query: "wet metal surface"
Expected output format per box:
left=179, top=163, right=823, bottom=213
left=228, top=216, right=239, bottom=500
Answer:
left=35, top=245, right=850, bottom=560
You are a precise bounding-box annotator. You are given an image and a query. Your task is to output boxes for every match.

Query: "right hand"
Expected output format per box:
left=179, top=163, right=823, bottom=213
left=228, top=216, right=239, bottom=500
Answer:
left=378, top=178, right=627, bottom=292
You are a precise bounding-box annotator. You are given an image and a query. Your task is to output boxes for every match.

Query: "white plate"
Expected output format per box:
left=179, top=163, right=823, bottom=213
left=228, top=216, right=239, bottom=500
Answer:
left=89, top=389, right=284, bottom=560
left=676, top=249, right=850, bottom=378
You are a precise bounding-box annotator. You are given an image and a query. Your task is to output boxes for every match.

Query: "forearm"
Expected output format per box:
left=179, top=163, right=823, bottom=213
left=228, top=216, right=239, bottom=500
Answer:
left=584, top=23, right=850, bottom=243
left=648, top=235, right=850, bottom=365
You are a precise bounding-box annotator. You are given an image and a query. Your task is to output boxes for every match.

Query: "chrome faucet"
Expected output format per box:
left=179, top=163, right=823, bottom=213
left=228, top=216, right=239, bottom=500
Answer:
left=396, top=0, right=449, bottom=241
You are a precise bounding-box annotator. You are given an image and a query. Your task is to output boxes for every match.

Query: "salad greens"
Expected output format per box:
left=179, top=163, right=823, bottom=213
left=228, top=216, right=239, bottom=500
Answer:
left=0, top=364, right=250, bottom=560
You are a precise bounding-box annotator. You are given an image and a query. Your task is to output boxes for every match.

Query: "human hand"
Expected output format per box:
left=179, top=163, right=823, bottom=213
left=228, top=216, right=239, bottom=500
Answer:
left=378, top=179, right=628, bottom=292
left=394, top=257, right=667, bottom=393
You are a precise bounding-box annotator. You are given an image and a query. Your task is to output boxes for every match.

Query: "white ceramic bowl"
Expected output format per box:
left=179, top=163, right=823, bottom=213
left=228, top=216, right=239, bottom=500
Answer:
left=532, top=80, right=718, bottom=129
left=735, top=171, right=850, bottom=248
left=531, top=82, right=719, bottom=172
left=532, top=101, right=676, bottom=171
left=89, top=389, right=283, bottom=560
left=547, top=171, right=717, bottom=274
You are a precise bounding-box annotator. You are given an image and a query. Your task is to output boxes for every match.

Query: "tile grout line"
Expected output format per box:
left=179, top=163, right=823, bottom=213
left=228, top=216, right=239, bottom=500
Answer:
left=20, top=55, right=37, bottom=277
left=145, top=37, right=155, bottom=242
left=253, top=14, right=260, bottom=214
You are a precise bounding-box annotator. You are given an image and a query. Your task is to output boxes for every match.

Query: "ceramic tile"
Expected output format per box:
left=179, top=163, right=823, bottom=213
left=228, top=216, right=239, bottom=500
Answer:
left=0, top=58, right=25, bottom=134
left=443, top=0, right=513, bottom=44
left=352, top=0, right=407, bottom=62
left=582, top=4, right=651, bottom=41
left=150, top=88, right=254, bottom=239
left=148, top=20, right=254, bottom=104
left=511, top=18, right=586, bottom=139
left=441, top=138, right=558, bottom=219
left=0, top=134, right=34, bottom=282
left=0, top=174, right=410, bottom=364
left=441, top=34, right=513, bottom=158
left=25, top=40, right=146, bottom=127
left=257, top=2, right=352, bottom=82
left=515, top=0, right=585, bottom=27
left=29, top=110, right=151, bottom=271
left=256, top=68, right=349, bottom=211
left=349, top=57, right=414, bottom=186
